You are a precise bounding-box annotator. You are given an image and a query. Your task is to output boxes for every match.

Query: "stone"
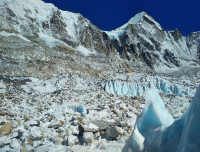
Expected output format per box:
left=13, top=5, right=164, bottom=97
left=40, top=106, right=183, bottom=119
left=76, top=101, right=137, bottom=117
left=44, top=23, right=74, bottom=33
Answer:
left=105, top=126, right=124, bottom=138
left=20, top=147, right=29, bottom=152
left=81, top=123, right=99, bottom=132
left=0, top=112, right=5, bottom=115
left=63, top=135, right=78, bottom=147
left=24, top=120, right=40, bottom=127
left=70, top=126, right=79, bottom=135
left=29, top=130, right=43, bottom=140
left=34, top=145, right=50, bottom=152
left=51, top=137, right=62, bottom=145
left=94, top=131, right=101, bottom=139
left=5, top=112, right=14, bottom=117
left=92, top=120, right=116, bottom=130
left=72, top=120, right=79, bottom=126
left=25, top=145, right=34, bottom=151
left=10, top=139, right=20, bottom=149
left=0, top=141, right=5, bottom=148
left=83, top=132, right=94, bottom=143
left=49, top=120, right=63, bottom=128
left=0, top=123, right=12, bottom=135
left=58, top=127, right=65, bottom=133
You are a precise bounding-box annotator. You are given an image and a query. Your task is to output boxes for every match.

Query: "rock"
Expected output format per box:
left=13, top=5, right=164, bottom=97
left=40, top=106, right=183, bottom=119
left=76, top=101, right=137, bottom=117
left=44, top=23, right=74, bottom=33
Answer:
left=58, top=127, right=65, bottom=133
left=24, top=145, right=34, bottom=151
left=24, top=120, right=40, bottom=127
left=34, top=145, right=50, bottom=152
left=64, top=135, right=78, bottom=147
left=11, top=131, right=19, bottom=139
left=0, top=123, right=12, bottom=135
left=94, top=131, right=100, bottom=139
left=100, top=131, right=105, bottom=136
left=51, top=137, right=62, bottom=145
left=5, top=112, right=14, bottom=117
left=20, top=147, right=29, bottom=152
left=0, top=117, right=7, bottom=125
left=11, top=120, right=18, bottom=128
left=49, top=120, right=63, bottom=128
left=119, top=121, right=128, bottom=127
left=92, top=120, right=116, bottom=130
left=83, top=132, right=94, bottom=143
left=32, top=140, right=38, bottom=148
left=105, top=126, right=124, bottom=138
left=0, top=112, right=5, bottom=115
left=0, top=141, right=5, bottom=148
left=10, top=139, right=20, bottom=149
left=81, top=123, right=99, bottom=132
left=29, top=130, right=43, bottom=140
left=70, top=126, right=79, bottom=135
left=72, top=120, right=79, bottom=126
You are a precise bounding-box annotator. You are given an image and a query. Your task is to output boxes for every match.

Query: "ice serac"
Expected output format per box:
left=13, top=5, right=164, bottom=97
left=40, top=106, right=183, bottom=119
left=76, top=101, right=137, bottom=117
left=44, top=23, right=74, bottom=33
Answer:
left=123, top=85, right=200, bottom=152
left=123, top=87, right=174, bottom=152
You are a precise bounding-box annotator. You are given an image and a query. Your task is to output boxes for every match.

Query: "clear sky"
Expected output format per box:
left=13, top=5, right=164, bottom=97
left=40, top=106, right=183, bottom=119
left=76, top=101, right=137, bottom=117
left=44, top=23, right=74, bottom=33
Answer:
left=42, top=0, right=200, bottom=36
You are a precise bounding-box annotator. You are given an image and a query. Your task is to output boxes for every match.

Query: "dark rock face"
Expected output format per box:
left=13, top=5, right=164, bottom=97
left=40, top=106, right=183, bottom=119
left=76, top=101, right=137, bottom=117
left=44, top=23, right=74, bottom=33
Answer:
left=170, top=28, right=183, bottom=41
left=142, top=51, right=158, bottom=68
left=186, top=32, right=200, bottom=61
left=110, top=13, right=166, bottom=68
left=78, top=19, right=115, bottom=55
left=163, top=49, right=180, bottom=67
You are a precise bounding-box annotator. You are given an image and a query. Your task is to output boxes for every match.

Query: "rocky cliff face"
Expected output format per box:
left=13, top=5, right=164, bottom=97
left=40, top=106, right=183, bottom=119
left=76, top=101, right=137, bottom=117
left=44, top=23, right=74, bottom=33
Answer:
left=186, top=31, right=200, bottom=61
left=105, top=12, right=199, bottom=68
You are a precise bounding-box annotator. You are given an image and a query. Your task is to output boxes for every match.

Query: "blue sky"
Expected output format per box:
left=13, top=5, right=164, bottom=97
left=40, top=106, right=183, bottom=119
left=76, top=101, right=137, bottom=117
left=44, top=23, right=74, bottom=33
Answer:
left=43, top=0, right=200, bottom=36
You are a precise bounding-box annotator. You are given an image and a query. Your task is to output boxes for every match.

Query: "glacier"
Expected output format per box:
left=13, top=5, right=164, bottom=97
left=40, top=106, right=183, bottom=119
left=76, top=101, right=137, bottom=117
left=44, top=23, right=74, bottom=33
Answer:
left=123, top=85, right=200, bottom=152
left=104, top=78, right=189, bottom=97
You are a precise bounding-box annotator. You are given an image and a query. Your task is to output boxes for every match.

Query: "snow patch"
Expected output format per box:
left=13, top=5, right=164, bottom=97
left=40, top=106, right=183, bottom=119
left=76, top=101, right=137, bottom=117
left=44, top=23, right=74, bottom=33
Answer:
left=0, top=31, right=31, bottom=42
left=76, top=45, right=96, bottom=56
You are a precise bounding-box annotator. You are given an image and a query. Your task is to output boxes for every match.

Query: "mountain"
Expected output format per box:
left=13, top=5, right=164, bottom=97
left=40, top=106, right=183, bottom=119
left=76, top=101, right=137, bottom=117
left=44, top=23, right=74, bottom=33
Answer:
left=0, top=0, right=200, bottom=151
left=105, top=12, right=200, bottom=68
left=0, top=0, right=199, bottom=73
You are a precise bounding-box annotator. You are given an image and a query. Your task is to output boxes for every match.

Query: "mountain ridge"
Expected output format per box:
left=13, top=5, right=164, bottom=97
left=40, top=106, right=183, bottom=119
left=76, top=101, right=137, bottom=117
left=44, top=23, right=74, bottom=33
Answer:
left=0, top=0, right=199, bottom=76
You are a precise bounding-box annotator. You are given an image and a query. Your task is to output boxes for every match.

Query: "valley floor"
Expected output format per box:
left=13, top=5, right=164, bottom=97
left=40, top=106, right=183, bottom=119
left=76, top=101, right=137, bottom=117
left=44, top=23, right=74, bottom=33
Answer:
left=0, top=63, right=199, bottom=151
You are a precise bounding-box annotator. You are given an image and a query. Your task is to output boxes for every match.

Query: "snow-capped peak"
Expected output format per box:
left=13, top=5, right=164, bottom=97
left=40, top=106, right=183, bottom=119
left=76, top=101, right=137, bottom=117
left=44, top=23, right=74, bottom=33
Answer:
left=116, top=11, right=145, bottom=31
left=104, top=12, right=145, bottom=40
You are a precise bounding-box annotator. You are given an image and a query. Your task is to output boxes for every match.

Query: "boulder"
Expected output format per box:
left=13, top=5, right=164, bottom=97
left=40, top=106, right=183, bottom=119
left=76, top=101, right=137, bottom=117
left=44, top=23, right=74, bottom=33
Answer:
left=49, top=120, right=63, bottom=128
left=0, top=123, right=12, bottom=135
left=63, top=135, right=78, bottom=147
left=10, top=139, right=20, bottom=149
left=29, top=130, right=43, bottom=140
left=105, top=126, right=124, bottom=138
left=83, top=132, right=94, bottom=143
left=20, top=147, right=29, bottom=152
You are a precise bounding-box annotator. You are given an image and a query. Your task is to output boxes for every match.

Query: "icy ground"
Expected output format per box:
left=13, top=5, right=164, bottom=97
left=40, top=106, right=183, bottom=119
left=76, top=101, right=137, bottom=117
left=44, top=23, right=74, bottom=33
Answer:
left=0, top=67, right=199, bottom=152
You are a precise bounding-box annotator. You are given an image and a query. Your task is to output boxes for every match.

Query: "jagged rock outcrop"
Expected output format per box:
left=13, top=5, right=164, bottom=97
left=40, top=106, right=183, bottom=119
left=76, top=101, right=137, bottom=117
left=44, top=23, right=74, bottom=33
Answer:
left=105, top=12, right=199, bottom=68
left=186, top=31, right=200, bottom=61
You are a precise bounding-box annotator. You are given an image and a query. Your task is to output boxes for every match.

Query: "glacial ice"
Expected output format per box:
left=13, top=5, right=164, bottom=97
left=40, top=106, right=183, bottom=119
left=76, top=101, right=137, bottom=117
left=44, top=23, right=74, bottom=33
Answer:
left=50, top=104, right=87, bottom=116
left=123, top=85, right=200, bottom=152
left=123, top=87, right=174, bottom=152
left=105, top=78, right=188, bottom=97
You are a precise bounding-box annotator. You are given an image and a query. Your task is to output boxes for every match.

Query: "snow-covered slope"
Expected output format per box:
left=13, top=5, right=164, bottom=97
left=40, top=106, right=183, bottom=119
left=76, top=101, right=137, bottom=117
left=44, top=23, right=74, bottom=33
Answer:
left=0, top=0, right=115, bottom=55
